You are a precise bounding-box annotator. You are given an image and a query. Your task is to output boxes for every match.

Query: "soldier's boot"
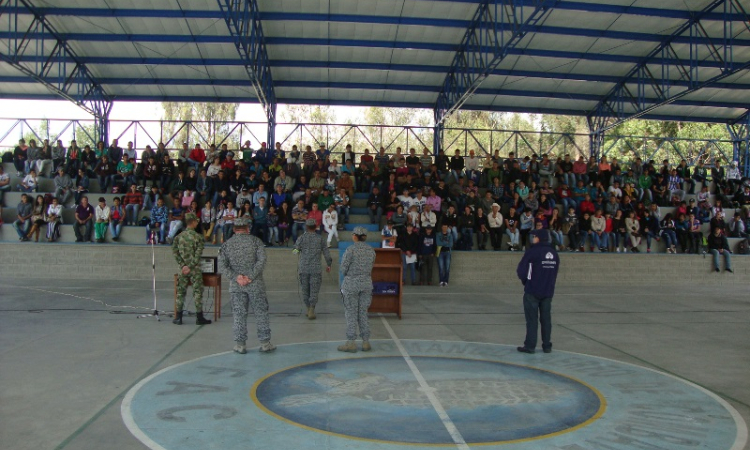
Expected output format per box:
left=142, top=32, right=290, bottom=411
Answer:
left=259, top=341, right=276, bottom=353
left=337, top=340, right=357, bottom=353
left=172, top=310, right=183, bottom=325
left=233, top=341, right=247, bottom=354
left=307, top=306, right=316, bottom=320
left=196, top=311, right=212, bottom=325
left=361, top=340, right=372, bottom=352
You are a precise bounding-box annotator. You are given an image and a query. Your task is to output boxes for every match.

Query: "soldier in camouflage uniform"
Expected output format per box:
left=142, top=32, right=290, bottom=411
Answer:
left=338, top=226, right=376, bottom=353
left=218, top=216, right=275, bottom=354
left=172, top=213, right=212, bottom=325
left=294, top=218, right=332, bottom=320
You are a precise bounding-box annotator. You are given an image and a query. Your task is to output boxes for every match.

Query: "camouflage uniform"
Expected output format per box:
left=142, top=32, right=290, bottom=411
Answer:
left=340, top=239, right=376, bottom=340
left=172, top=227, right=204, bottom=311
left=294, top=230, right=332, bottom=308
left=218, top=231, right=271, bottom=343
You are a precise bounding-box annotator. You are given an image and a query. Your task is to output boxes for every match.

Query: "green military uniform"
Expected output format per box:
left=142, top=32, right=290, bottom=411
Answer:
left=173, top=225, right=205, bottom=312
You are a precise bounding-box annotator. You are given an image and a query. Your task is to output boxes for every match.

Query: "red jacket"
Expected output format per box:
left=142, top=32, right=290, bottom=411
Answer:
left=189, top=148, right=206, bottom=164
left=579, top=200, right=595, bottom=215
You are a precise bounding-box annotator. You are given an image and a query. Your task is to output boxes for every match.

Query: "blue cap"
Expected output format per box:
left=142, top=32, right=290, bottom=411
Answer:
left=529, top=229, right=550, bottom=243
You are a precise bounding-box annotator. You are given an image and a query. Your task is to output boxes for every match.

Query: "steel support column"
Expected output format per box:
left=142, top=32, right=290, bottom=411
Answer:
left=727, top=115, right=750, bottom=178
left=434, top=0, right=559, bottom=124
left=217, top=0, right=277, bottom=146
left=588, top=0, right=750, bottom=135
left=433, top=121, right=444, bottom=157
left=0, top=0, right=112, bottom=140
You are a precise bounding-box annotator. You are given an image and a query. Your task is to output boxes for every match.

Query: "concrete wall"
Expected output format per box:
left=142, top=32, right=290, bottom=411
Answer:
left=1, top=243, right=746, bottom=286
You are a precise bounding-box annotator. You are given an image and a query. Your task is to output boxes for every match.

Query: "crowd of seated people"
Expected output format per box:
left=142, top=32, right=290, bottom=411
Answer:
left=3, top=138, right=750, bottom=260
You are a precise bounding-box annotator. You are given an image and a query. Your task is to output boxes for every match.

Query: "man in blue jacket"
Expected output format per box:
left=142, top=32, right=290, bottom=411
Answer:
left=516, top=229, right=560, bottom=354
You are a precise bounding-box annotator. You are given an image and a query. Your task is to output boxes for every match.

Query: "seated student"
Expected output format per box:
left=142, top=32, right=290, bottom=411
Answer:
left=109, top=197, right=124, bottom=242
left=44, top=197, right=63, bottom=241
left=561, top=207, right=580, bottom=252
left=17, top=169, right=38, bottom=193
left=441, top=204, right=459, bottom=243
left=625, top=210, right=642, bottom=253
left=474, top=206, right=490, bottom=250
left=659, top=213, right=678, bottom=254
left=93, top=197, right=110, bottom=243
left=710, top=211, right=727, bottom=237
left=519, top=209, right=535, bottom=251
left=307, top=202, right=323, bottom=233
left=147, top=197, right=169, bottom=244
left=252, top=197, right=270, bottom=244
left=729, top=212, right=748, bottom=238
left=589, top=209, right=608, bottom=252
left=73, top=196, right=95, bottom=243
left=222, top=201, right=238, bottom=241
left=707, top=228, right=733, bottom=273
left=686, top=212, right=703, bottom=254
left=610, top=209, right=629, bottom=253
left=457, top=206, right=476, bottom=250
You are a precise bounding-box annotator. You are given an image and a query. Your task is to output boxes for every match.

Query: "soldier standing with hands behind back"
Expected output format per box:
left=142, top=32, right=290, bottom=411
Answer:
left=172, top=213, right=212, bottom=325
left=218, top=216, right=276, bottom=354
left=294, top=218, right=332, bottom=320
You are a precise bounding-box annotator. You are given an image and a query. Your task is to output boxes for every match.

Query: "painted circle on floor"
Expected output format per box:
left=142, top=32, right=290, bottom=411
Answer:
left=253, top=356, right=604, bottom=444
left=122, top=341, right=747, bottom=450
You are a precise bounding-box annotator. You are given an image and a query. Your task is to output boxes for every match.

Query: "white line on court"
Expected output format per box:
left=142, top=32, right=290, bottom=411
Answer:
left=379, top=315, right=471, bottom=450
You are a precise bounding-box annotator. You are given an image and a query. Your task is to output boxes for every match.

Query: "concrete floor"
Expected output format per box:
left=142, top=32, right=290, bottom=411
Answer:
left=1, top=277, right=748, bottom=450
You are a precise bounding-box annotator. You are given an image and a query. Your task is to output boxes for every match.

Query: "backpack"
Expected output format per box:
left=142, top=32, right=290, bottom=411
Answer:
left=1, top=151, right=12, bottom=163
left=737, top=239, right=749, bottom=255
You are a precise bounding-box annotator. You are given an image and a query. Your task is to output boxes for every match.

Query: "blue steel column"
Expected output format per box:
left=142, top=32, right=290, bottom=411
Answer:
left=587, top=116, right=605, bottom=161
left=217, top=0, right=277, bottom=143
left=728, top=114, right=750, bottom=178
left=433, top=121, right=444, bottom=157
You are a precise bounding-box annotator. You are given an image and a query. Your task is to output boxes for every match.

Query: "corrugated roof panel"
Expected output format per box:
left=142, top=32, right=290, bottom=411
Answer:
left=651, top=104, right=744, bottom=121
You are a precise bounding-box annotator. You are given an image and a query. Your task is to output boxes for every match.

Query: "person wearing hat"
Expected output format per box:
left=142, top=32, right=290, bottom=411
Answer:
left=218, top=216, right=275, bottom=353
left=172, top=212, right=212, bottom=326
left=293, top=218, right=333, bottom=320
left=516, top=229, right=560, bottom=354
left=338, top=226, right=376, bottom=352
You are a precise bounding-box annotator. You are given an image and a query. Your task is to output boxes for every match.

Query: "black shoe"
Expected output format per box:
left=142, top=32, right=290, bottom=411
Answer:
left=725, top=268, right=733, bottom=273
left=172, top=311, right=183, bottom=325
left=715, top=268, right=720, bottom=273
left=517, top=346, right=535, bottom=354
left=196, top=312, right=212, bottom=325
left=543, top=346, right=552, bottom=354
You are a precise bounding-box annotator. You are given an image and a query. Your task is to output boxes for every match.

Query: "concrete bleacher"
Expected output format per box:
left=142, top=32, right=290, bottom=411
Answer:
left=1, top=162, right=746, bottom=252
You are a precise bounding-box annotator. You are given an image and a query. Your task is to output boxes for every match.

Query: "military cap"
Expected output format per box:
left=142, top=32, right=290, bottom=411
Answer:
left=185, top=213, right=198, bottom=222
left=234, top=216, right=250, bottom=227
left=352, top=226, right=369, bottom=237
left=305, top=218, right=317, bottom=227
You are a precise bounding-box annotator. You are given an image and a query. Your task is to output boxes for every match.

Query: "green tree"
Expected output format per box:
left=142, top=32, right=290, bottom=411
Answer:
left=161, top=102, right=239, bottom=149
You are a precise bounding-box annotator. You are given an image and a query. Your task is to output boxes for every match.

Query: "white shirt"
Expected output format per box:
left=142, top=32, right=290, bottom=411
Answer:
left=47, top=204, right=63, bottom=222
left=381, top=226, right=398, bottom=248
left=22, top=175, right=37, bottom=188
left=488, top=211, right=504, bottom=228
left=323, top=209, right=338, bottom=226
left=465, top=156, right=479, bottom=171
left=95, top=205, right=110, bottom=221
left=420, top=211, right=437, bottom=228
left=412, top=196, right=426, bottom=212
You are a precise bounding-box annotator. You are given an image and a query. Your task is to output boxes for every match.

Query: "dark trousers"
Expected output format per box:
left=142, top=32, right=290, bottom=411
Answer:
left=74, top=221, right=93, bottom=242
left=490, top=228, right=503, bottom=249
left=419, top=255, right=434, bottom=284
left=523, top=293, right=552, bottom=351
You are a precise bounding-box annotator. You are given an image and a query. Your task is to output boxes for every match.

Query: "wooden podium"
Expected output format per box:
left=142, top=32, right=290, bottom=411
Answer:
left=370, top=248, right=403, bottom=319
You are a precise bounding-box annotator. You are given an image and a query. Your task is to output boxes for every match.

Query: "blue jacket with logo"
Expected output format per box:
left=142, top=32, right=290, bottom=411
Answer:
left=516, top=242, right=560, bottom=298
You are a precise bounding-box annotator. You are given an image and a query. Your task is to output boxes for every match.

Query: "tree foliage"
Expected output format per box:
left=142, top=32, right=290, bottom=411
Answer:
left=161, top=102, right=239, bottom=148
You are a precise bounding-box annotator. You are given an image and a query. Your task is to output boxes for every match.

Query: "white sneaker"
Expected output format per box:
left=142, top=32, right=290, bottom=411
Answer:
left=616, top=248, right=621, bottom=253
left=233, top=342, right=247, bottom=354
left=624, top=248, right=628, bottom=253
left=259, top=341, right=276, bottom=353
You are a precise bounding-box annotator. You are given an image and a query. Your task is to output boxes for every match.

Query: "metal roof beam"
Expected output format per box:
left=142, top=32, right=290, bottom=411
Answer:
left=1, top=35, right=740, bottom=71
left=2, top=75, right=747, bottom=110
left=435, top=0, right=560, bottom=124
left=4, top=22, right=750, bottom=47
left=4, top=3, right=745, bottom=22
left=589, top=0, right=750, bottom=134
left=0, top=0, right=111, bottom=121
left=216, top=0, right=276, bottom=125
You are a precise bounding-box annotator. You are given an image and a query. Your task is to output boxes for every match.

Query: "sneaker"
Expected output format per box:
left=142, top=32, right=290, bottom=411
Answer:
left=361, top=341, right=372, bottom=352
left=715, top=268, right=720, bottom=273
left=444, top=282, right=448, bottom=287
left=259, top=341, right=276, bottom=353
left=623, top=248, right=628, bottom=253
left=233, top=342, right=247, bottom=354
left=616, top=248, right=621, bottom=253
left=647, top=248, right=651, bottom=253
left=516, top=346, right=535, bottom=354
left=726, top=268, right=733, bottom=273
left=542, top=346, right=552, bottom=354
left=337, top=340, right=357, bottom=353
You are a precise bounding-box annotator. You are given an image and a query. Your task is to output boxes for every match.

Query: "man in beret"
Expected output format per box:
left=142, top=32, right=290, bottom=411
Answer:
left=338, top=226, right=376, bottom=352
left=294, top=218, right=332, bottom=319
left=516, top=229, right=559, bottom=354
left=218, top=216, right=275, bottom=354
left=172, top=212, right=211, bottom=325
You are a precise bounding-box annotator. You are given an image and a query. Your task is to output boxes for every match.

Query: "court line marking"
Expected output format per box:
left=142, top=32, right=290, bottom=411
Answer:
left=380, top=315, right=471, bottom=450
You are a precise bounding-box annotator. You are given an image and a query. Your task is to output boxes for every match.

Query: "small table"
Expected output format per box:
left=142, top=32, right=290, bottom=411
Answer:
left=173, top=273, right=222, bottom=321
